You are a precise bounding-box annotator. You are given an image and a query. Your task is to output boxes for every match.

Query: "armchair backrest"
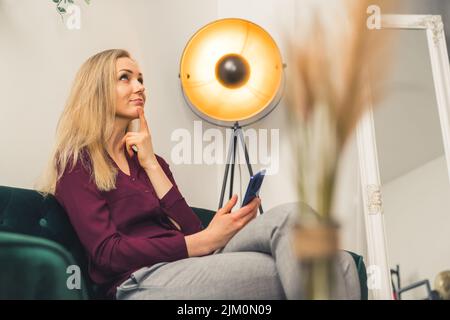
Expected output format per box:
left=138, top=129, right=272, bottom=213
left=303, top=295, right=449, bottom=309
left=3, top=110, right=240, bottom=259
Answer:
left=0, top=185, right=96, bottom=297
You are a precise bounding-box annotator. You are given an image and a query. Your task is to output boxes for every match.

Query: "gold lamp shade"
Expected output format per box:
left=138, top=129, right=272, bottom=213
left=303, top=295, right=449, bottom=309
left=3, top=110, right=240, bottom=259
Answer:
left=180, top=18, right=284, bottom=126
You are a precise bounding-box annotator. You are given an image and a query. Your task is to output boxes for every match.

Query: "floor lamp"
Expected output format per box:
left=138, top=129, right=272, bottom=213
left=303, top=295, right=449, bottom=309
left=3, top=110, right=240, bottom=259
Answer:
left=179, top=18, right=285, bottom=213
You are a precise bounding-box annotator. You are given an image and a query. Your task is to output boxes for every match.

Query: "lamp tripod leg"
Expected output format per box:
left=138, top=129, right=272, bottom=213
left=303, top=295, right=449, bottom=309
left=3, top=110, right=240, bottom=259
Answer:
left=229, top=132, right=237, bottom=199
left=218, top=127, right=236, bottom=209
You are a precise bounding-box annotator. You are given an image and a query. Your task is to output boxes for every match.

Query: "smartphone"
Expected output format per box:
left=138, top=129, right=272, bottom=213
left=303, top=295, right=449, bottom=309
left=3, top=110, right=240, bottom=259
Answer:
left=241, top=169, right=266, bottom=207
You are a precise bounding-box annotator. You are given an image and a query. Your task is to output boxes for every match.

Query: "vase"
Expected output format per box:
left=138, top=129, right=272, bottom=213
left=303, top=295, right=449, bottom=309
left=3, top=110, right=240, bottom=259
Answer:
left=293, top=217, right=340, bottom=300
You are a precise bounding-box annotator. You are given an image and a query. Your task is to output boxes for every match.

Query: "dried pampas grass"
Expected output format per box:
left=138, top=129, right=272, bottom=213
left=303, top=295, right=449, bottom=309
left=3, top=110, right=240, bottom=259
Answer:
left=287, top=0, right=394, bottom=218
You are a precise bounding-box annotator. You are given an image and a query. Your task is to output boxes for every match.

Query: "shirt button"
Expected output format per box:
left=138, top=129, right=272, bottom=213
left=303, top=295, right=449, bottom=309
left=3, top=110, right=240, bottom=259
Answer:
left=144, top=190, right=150, bottom=193
left=131, top=177, right=136, bottom=182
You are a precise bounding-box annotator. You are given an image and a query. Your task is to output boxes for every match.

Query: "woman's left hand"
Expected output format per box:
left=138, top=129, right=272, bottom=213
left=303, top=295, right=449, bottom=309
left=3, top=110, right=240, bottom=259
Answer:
left=121, top=107, right=158, bottom=170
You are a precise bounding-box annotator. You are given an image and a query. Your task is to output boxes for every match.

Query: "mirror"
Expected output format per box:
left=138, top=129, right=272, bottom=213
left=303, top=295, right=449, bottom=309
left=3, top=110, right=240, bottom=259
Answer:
left=357, top=15, right=450, bottom=300
left=373, top=28, right=450, bottom=300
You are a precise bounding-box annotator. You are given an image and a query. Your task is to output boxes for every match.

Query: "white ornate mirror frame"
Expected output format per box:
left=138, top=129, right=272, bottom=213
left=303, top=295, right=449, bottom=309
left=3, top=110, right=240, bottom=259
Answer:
left=356, top=14, right=450, bottom=300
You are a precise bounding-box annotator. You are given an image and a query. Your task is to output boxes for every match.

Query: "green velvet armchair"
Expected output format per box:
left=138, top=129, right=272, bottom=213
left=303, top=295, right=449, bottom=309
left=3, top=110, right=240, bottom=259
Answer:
left=0, top=185, right=368, bottom=300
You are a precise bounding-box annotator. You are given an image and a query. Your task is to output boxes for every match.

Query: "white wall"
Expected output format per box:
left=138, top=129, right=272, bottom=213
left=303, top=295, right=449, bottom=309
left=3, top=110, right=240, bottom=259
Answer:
left=0, top=0, right=364, bottom=254
left=383, top=156, right=450, bottom=299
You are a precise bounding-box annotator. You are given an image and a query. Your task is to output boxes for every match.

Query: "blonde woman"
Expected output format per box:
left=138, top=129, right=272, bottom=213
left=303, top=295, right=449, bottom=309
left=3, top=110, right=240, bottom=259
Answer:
left=36, top=49, right=360, bottom=300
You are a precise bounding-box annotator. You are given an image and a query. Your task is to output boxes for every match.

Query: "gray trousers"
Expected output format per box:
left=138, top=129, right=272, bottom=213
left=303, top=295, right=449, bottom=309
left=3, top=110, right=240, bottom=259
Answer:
left=115, top=202, right=361, bottom=300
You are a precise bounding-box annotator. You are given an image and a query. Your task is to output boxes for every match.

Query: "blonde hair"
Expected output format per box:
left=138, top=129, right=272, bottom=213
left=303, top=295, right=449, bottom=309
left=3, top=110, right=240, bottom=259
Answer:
left=35, top=49, right=132, bottom=197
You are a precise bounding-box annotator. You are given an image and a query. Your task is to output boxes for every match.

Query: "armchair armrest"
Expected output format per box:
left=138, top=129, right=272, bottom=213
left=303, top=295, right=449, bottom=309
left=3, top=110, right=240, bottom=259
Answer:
left=0, top=231, right=89, bottom=300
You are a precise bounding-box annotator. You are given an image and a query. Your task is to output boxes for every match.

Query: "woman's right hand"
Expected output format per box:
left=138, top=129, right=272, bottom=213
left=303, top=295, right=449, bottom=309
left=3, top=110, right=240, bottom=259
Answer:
left=204, top=194, right=261, bottom=251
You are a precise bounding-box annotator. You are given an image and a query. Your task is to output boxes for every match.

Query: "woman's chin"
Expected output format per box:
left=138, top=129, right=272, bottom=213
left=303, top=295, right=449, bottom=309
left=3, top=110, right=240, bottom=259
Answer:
left=126, top=106, right=141, bottom=117
left=115, top=112, right=138, bottom=121
left=133, top=105, right=144, bottom=113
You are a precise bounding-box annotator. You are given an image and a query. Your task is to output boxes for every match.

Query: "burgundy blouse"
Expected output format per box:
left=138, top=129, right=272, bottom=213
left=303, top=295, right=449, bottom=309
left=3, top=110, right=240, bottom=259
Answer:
left=54, top=149, right=203, bottom=299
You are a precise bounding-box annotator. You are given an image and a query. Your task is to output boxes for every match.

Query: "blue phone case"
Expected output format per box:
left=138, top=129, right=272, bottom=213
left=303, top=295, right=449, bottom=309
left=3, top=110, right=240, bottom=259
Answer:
left=241, top=169, right=266, bottom=207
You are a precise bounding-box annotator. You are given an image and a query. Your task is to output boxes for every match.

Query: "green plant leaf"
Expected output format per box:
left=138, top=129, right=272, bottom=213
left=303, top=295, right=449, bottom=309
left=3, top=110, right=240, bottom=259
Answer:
left=67, top=0, right=74, bottom=3
left=84, top=0, right=91, bottom=4
left=52, top=0, right=60, bottom=3
left=57, top=7, right=66, bottom=13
